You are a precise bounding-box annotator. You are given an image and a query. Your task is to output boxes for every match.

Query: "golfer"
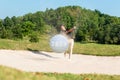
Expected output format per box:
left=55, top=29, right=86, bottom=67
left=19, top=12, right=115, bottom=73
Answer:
left=60, top=25, right=76, bottom=59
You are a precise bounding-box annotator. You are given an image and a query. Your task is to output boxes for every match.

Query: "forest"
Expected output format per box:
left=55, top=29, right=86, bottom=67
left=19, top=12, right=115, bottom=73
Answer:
left=0, top=6, right=120, bottom=44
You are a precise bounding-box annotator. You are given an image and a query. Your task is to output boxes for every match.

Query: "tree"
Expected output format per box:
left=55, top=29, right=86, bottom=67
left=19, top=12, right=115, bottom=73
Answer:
left=0, top=5, right=120, bottom=45
left=3, top=16, right=13, bottom=29
left=21, top=21, right=35, bottom=36
left=12, top=24, right=23, bottom=39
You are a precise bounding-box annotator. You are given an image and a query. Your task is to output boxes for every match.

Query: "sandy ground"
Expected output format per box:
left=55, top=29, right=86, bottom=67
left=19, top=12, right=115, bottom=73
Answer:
left=0, top=49, right=120, bottom=75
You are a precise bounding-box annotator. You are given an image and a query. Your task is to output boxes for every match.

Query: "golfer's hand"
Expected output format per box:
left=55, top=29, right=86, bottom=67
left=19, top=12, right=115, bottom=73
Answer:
left=73, top=26, right=76, bottom=30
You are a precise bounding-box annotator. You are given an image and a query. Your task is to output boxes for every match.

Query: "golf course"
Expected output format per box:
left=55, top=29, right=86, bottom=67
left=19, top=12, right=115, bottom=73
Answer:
left=1, top=1, right=120, bottom=80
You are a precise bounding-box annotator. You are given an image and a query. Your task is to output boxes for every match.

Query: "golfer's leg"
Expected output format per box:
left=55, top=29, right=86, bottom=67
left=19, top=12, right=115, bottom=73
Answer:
left=64, top=51, right=67, bottom=57
left=69, top=39, right=74, bottom=59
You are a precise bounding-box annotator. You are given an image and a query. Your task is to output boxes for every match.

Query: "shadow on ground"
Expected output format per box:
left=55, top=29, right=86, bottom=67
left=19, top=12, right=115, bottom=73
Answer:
left=27, top=48, right=58, bottom=59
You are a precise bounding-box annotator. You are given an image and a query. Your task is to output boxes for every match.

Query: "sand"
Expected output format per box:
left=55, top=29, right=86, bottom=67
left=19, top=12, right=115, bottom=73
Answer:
left=0, top=49, right=120, bottom=75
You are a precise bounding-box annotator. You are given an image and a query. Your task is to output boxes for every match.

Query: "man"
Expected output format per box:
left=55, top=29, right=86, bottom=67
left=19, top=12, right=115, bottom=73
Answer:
left=60, top=25, right=76, bottom=59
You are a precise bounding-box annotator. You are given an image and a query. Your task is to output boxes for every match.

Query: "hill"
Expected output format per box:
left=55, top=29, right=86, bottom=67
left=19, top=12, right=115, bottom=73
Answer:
left=0, top=6, right=120, bottom=44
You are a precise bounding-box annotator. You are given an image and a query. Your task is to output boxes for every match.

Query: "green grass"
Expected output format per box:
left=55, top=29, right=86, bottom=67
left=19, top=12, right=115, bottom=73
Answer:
left=74, top=42, right=120, bottom=56
left=0, top=66, right=120, bottom=80
left=0, top=36, right=120, bottom=56
left=0, top=37, right=51, bottom=51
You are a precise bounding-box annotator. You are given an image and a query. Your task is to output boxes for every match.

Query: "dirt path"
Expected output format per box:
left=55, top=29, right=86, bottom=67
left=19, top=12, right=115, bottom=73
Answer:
left=0, top=50, right=120, bottom=75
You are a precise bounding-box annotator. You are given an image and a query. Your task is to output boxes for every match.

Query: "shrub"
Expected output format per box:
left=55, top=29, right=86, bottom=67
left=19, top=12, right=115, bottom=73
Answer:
left=29, top=33, right=39, bottom=43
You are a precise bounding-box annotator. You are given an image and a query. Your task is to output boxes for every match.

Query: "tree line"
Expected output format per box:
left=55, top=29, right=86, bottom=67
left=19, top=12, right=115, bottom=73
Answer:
left=0, top=6, right=120, bottom=44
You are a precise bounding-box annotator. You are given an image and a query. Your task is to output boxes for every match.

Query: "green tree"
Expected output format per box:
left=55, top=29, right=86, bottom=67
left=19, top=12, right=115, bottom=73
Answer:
left=21, top=21, right=35, bottom=36
left=12, top=24, right=23, bottom=39
left=3, top=16, right=13, bottom=29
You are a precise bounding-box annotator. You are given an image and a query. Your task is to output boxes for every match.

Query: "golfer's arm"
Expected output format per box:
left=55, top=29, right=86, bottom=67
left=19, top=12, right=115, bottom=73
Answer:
left=66, top=28, right=74, bottom=34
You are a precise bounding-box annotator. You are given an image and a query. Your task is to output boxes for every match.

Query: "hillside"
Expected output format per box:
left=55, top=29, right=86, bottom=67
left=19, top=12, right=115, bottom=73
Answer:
left=0, top=6, right=120, bottom=44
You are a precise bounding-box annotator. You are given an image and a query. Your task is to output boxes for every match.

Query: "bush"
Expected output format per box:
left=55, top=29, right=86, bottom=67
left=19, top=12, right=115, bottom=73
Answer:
left=29, top=33, right=39, bottom=43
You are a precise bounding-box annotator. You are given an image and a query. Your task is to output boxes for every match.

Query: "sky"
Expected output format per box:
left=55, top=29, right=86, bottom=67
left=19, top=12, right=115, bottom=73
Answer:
left=0, top=0, right=120, bottom=19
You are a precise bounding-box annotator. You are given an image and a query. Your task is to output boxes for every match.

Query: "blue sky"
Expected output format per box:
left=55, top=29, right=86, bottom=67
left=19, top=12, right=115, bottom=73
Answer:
left=0, top=0, right=120, bottom=19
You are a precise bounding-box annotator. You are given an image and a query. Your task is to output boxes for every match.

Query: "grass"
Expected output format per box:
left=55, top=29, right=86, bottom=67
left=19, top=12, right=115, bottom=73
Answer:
left=0, top=36, right=120, bottom=56
left=0, top=36, right=51, bottom=51
left=74, top=42, right=120, bottom=56
left=0, top=66, right=120, bottom=80
left=0, top=37, right=120, bottom=56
